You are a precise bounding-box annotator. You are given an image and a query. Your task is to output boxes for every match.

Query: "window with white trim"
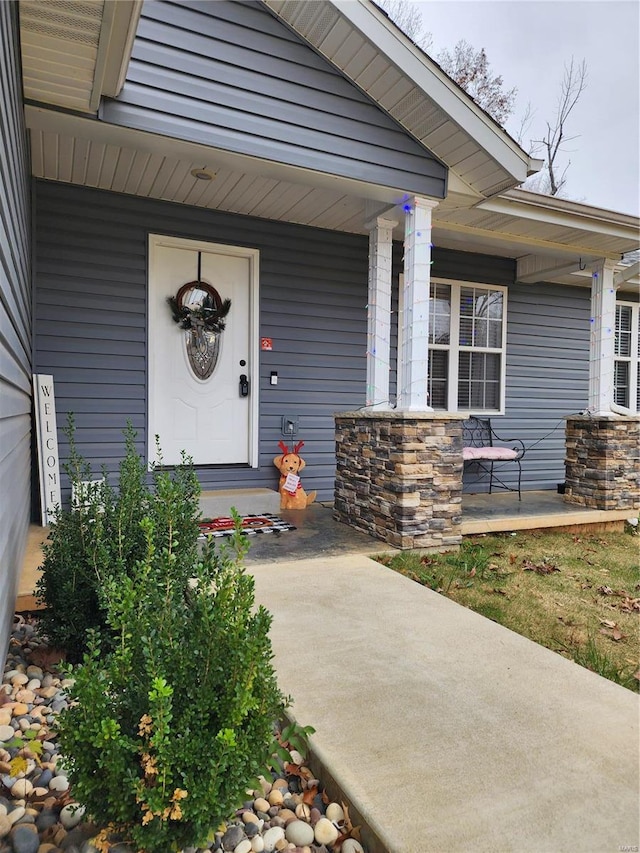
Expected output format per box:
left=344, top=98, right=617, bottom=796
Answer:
left=614, top=301, right=640, bottom=412
left=397, top=278, right=508, bottom=413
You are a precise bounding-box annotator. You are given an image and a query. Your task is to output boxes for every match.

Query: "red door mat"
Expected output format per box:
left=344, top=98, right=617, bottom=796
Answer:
left=198, top=513, right=296, bottom=539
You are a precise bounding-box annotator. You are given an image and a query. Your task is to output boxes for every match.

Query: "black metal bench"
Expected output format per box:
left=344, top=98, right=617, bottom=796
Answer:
left=462, top=417, right=526, bottom=501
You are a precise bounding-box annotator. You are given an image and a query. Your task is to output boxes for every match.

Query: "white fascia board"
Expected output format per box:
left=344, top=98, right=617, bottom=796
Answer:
left=330, top=0, right=533, bottom=182
left=90, top=0, right=142, bottom=110
left=25, top=105, right=416, bottom=206
left=478, top=192, right=640, bottom=242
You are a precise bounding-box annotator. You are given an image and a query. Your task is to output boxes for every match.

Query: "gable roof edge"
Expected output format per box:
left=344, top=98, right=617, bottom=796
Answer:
left=264, top=0, right=540, bottom=196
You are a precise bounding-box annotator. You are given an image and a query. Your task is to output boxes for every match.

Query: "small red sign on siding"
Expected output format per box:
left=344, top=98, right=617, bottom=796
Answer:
left=261, top=337, right=273, bottom=351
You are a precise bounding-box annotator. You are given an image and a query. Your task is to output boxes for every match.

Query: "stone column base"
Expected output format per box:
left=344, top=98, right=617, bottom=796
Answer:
left=564, top=415, right=640, bottom=510
left=334, top=411, right=465, bottom=550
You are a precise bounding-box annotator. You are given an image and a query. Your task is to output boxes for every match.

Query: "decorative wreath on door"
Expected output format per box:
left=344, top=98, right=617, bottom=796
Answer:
left=167, top=281, right=231, bottom=380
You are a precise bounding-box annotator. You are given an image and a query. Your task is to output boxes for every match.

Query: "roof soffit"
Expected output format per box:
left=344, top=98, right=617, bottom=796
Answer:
left=19, top=0, right=141, bottom=113
left=263, top=0, right=538, bottom=197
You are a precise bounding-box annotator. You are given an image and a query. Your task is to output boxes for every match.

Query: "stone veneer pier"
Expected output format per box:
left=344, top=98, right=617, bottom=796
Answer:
left=564, top=415, right=640, bottom=511
left=334, top=411, right=466, bottom=550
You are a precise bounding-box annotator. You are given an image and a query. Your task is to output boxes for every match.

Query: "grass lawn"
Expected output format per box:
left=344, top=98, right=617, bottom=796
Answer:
left=376, top=529, right=640, bottom=692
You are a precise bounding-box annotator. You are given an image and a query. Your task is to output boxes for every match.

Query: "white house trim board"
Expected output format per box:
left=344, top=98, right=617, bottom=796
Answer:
left=91, top=0, right=143, bottom=108
left=614, top=261, right=640, bottom=288
left=365, top=216, right=396, bottom=408
left=589, top=258, right=618, bottom=415
left=398, top=197, right=438, bottom=411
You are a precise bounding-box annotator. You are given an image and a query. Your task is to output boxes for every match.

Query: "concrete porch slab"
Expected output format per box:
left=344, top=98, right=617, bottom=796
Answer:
left=250, top=554, right=639, bottom=853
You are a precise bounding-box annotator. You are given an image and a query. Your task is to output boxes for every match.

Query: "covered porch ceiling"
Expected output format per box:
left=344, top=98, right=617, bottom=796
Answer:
left=20, top=0, right=640, bottom=293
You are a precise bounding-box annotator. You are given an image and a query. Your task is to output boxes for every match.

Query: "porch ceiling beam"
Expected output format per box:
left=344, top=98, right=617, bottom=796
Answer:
left=432, top=218, right=623, bottom=260
left=477, top=193, right=640, bottom=242
left=516, top=254, right=595, bottom=284
left=614, top=261, right=640, bottom=288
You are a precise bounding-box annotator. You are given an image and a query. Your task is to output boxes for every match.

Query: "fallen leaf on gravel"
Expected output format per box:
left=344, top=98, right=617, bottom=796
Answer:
left=302, top=785, right=318, bottom=806
left=523, top=559, right=560, bottom=574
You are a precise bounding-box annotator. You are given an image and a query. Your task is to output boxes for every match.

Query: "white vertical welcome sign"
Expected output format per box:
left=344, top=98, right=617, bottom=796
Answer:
left=33, top=374, right=61, bottom=526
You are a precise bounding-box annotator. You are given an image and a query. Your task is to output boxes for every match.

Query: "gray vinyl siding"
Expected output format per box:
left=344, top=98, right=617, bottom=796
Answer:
left=34, top=180, right=369, bottom=501
left=101, top=0, right=447, bottom=198
left=501, top=281, right=590, bottom=490
left=1, top=2, right=32, bottom=651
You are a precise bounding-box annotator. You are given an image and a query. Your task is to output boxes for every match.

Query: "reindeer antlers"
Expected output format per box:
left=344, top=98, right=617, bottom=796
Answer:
left=277, top=440, right=305, bottom=455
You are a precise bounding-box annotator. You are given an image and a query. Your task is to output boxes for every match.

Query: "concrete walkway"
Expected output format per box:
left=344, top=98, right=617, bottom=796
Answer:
left=250, top=554, right=640, bottom=853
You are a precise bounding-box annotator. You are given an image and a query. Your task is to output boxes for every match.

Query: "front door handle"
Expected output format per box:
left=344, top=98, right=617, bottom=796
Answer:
left=239, top=374, right=249, bottom=397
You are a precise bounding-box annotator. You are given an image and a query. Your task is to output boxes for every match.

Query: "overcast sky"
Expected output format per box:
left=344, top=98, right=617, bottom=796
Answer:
left=416, top=0, right=639, bottom=216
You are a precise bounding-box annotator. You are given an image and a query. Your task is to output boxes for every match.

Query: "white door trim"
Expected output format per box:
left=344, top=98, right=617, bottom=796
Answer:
left=148, top=233, right=260, bottom=468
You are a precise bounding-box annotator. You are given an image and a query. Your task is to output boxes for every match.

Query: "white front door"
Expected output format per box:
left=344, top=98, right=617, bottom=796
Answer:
left=148, top=235, right=259, bottom=466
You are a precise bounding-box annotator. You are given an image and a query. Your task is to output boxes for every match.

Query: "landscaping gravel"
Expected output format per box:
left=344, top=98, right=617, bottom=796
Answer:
left=1, top=616, right=365, bottom=853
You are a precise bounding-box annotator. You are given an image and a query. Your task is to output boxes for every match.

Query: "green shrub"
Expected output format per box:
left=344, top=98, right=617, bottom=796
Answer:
left=58, top=516, right=286, bottom=853
left=35, top=419, right=201, bottom=660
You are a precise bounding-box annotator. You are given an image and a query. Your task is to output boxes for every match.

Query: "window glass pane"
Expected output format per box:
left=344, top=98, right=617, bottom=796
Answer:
left=459, top=317, right=473, bottom=347
left=458, top=352, right=500, bottom=410
left=430, top=284, right=451, bottom=345
left=474, top=318, right=488, bottom=347
left=614, top=360, right=630, bottom=407
left=459, top=287, right=504, bottom=349
left=487, top=291, right=504, bottom=319
left=488, top=318, right=502, bottom=348
left=615, top=305, right=632, bottom=357
left=428, top=349, right=448, bottom=409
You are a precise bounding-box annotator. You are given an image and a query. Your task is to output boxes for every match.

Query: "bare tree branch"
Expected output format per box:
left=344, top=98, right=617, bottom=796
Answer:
left=375, top=0, right=433, bottom=51
left=531, top=56, right=588, bottom=195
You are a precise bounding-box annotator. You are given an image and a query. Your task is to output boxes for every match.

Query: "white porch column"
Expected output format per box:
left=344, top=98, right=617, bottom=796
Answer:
left=398, top=196, right=438, bottom=411
left=588, top=258, right=618, bottom=414
left=365, top=216, right=397, bottom=408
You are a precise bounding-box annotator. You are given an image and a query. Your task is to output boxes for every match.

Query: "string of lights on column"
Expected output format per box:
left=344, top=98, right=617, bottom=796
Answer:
left=588, top=265, right=619, bottom=412
left=398, top=198, right=437, bottom=409
left=365, top=218, right=395, bottom=407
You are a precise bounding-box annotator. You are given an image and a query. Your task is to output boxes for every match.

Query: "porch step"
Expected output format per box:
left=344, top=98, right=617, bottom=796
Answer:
left=199, top=488, right=280, bottom=518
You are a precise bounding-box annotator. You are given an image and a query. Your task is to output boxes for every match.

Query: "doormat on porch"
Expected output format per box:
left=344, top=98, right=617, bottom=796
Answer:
left=198, top=513, right=296, bottom=539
